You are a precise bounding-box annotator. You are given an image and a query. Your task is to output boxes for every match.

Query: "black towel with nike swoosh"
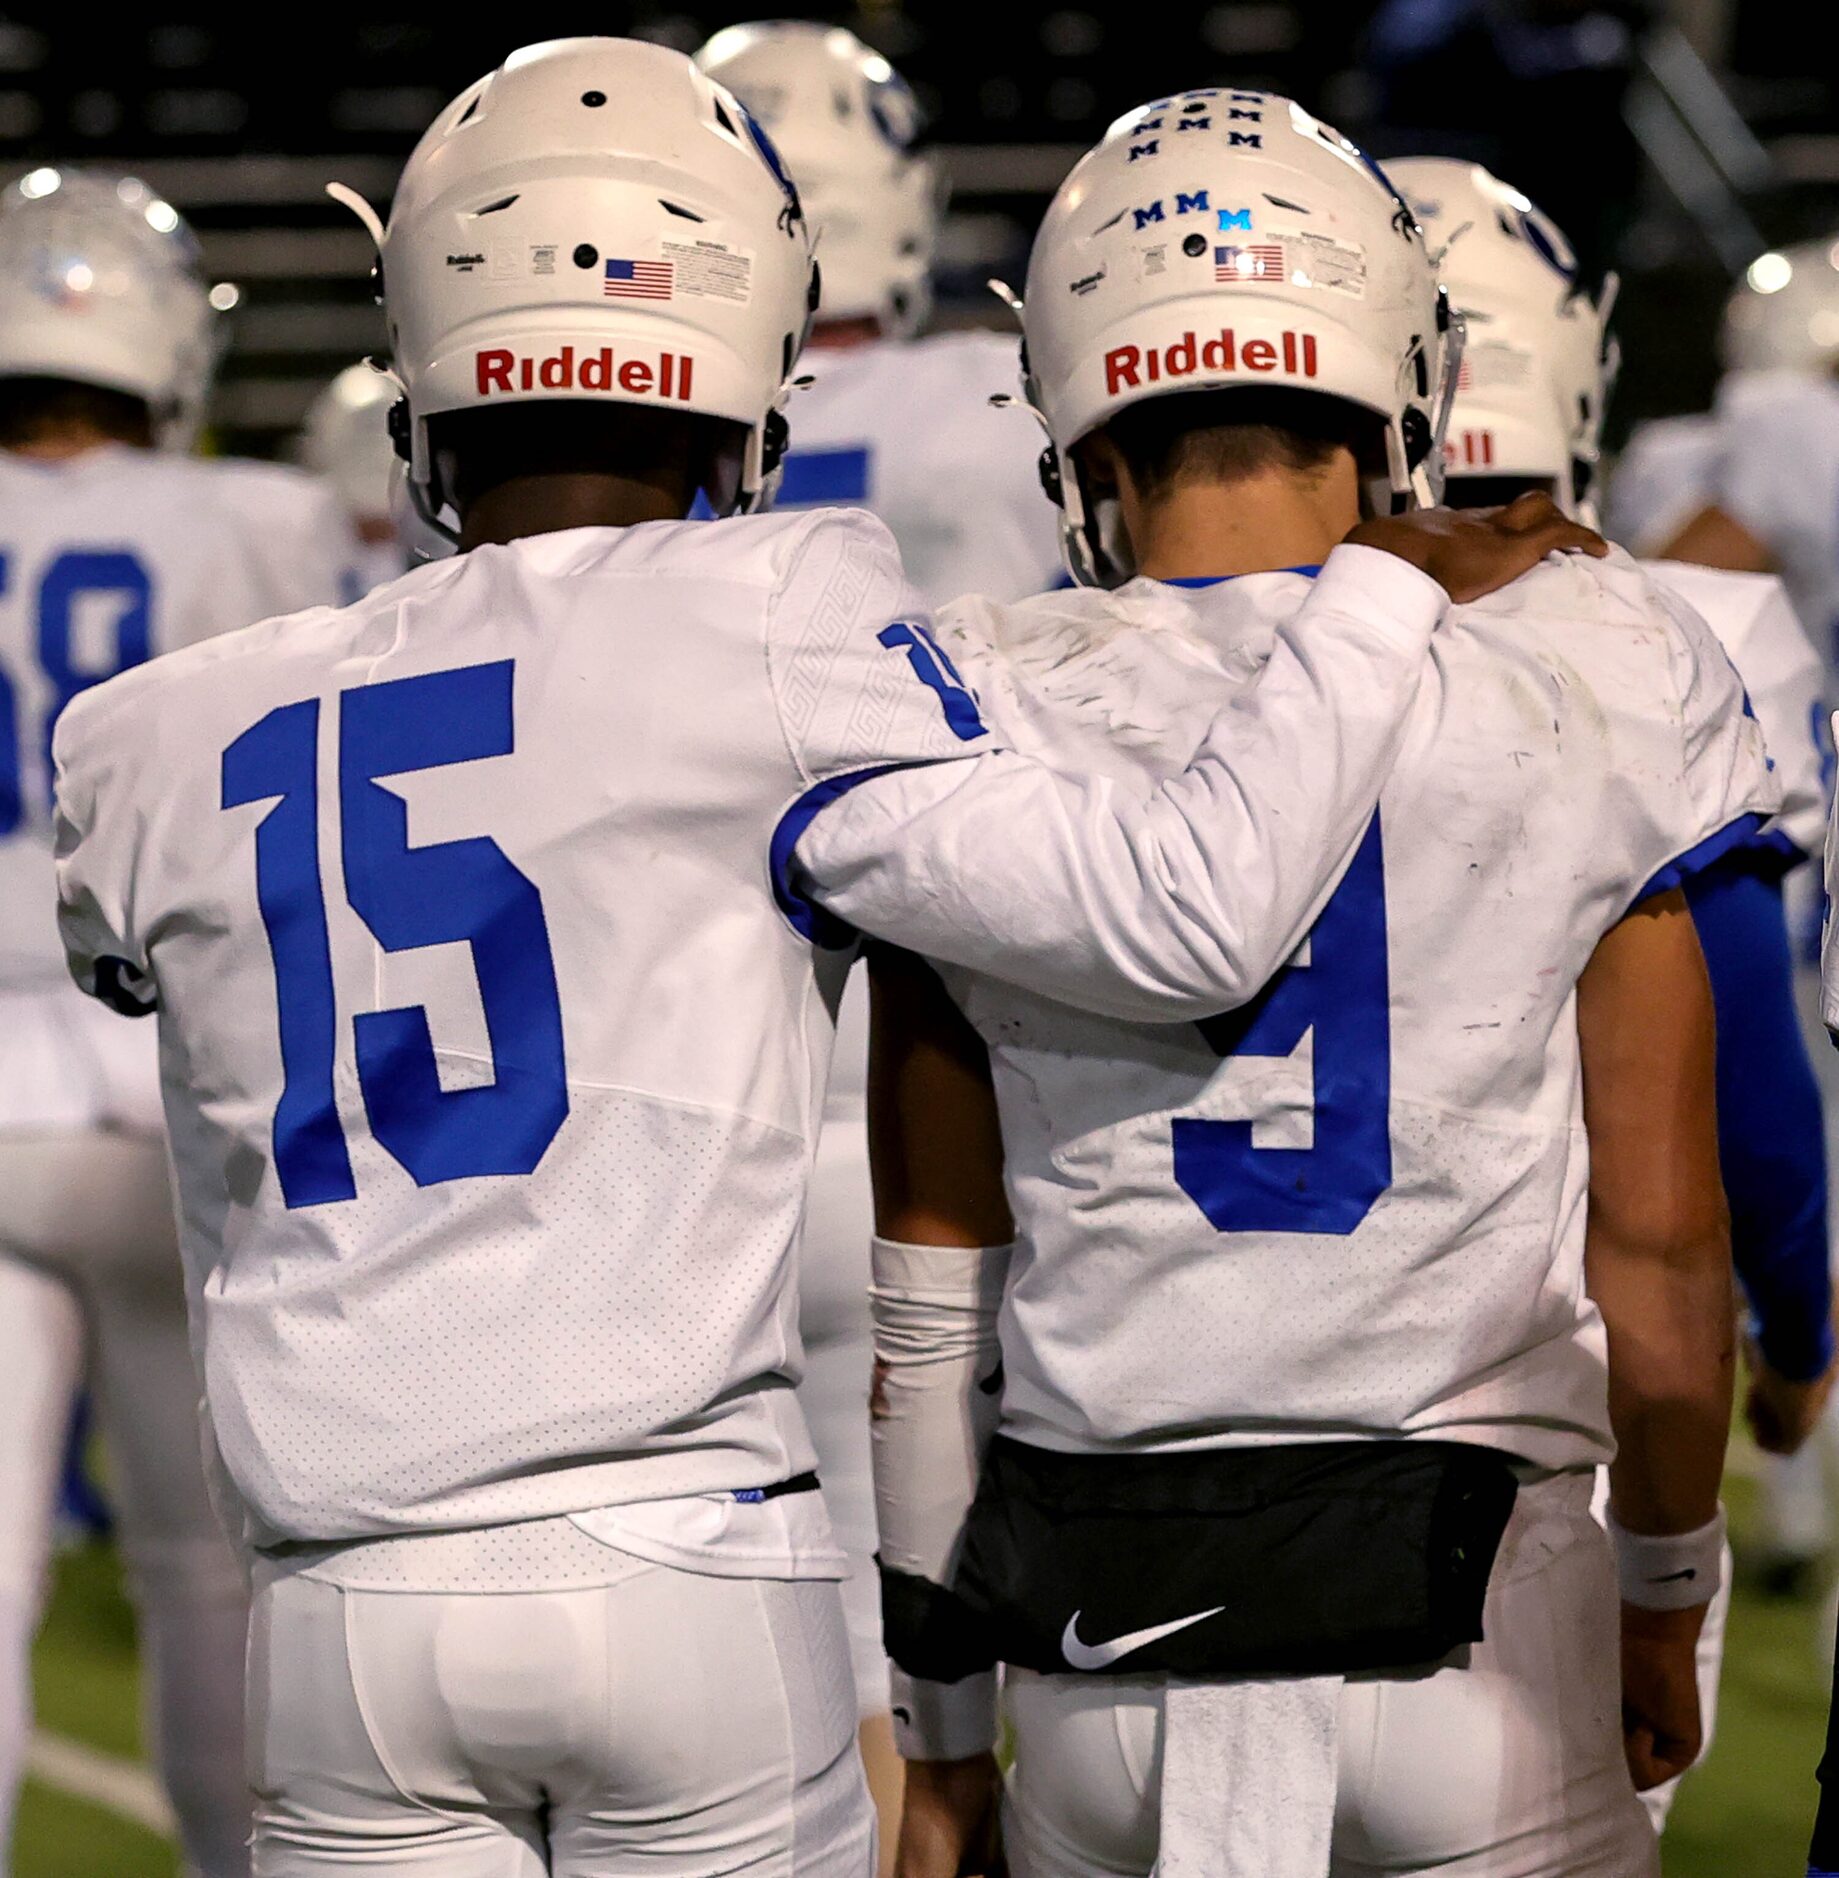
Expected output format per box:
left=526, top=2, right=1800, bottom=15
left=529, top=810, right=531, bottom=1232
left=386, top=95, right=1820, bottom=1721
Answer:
left=885, top=1435, right=1518, bottom=1682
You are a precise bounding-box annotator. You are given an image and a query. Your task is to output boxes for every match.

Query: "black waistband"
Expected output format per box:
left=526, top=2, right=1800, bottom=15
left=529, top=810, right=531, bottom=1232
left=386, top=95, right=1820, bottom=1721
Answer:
left=737, top=1470, right=821, bottom=1502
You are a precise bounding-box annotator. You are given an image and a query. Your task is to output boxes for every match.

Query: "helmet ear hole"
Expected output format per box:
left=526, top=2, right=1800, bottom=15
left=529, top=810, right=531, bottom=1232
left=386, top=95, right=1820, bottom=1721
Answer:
left=761, top=406, right=790, bottom=479
left=1037, top=444, right=1064, bottom=509
left=387, top=396, right=413, bottom=466
left=1400, top=406, right=1433, bottom=469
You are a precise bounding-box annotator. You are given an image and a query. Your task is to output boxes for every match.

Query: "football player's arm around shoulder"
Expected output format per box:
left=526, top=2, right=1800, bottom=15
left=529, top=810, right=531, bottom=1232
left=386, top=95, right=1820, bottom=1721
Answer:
left=865, top=943, right=1009, bottom=1836
left=51, top=679, right=157, bottom=1014
left=784, top=537, right=1449, bottom=1023
left=1578, top=891, right=1731, bottom=1792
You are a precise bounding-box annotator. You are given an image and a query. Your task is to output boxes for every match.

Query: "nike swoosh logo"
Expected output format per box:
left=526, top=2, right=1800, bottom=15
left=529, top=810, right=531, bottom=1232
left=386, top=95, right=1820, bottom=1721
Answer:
left=1061, top=1605, right=1226, bottom=1671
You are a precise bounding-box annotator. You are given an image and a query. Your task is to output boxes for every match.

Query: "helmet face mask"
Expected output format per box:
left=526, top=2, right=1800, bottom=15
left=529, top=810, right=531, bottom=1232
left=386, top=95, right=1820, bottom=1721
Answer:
left=0, top=167, right=228, bottom=449
left=1388, top=155, right=1617, bottom=524
left=695, top=21, right=940, bottom=341
left=1018, top=91, right=1458, bottom=587
left=336, top=36, right=819, bottom=535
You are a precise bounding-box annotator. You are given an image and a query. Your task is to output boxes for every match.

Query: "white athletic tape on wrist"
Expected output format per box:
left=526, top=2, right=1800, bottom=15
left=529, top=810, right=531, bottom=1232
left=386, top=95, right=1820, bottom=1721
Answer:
left=868, top=1237, right=1010, bottom=1584
left=1608, top=1505, right=1727, bottom=1610
left=889, top=1666, right=1000, bottom=1763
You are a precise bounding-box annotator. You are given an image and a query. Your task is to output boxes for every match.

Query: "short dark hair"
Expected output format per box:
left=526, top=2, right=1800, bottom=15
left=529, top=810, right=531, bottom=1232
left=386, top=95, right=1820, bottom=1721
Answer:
left=1094, top=387, right=1378, bottom=497
left=427, top=398, right=743, bottom=510
left=0, top=375, right=154, bottom=448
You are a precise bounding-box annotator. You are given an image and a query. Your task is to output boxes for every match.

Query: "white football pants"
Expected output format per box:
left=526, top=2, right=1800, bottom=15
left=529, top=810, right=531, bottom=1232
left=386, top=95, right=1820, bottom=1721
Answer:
left=247, top=1559, right=874, bottom=1876
left=0, top=1131, right=251, bottom=1878
left=1001, top=1474, right=1658, bottom=1878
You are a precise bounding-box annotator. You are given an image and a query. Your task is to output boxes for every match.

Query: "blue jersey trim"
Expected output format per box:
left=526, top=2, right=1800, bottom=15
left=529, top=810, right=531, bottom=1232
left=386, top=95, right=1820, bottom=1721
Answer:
left=779, top=446, right=872, bottom=507
left=1163, top=565, right=1323, bottom=588
left=1633, top=812, right=1770, bottom=904
left=1686, top=857, right=1834, bottom=1381
left=770, top=761, right=930, bottom=950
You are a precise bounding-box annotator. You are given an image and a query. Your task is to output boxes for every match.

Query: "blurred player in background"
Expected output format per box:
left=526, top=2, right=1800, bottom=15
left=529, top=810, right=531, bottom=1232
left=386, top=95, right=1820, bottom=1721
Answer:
left=694, top=20, right=1061, bottom=608
left=1613, top=236, right=1839, bottom=1602
left=870, top=95, right=1757, bottom=1878
left=1394, top=153, right=1838, bottom=1828
left=1618, top=237, right=1839, bottom=674
left=47, top=39, right=1569, bottom=1873
left=298, top=362, right=409, bottom=599
left=692, top=22, right=1064, bottom=1849
left=0, top=167, right=357, bottom=1876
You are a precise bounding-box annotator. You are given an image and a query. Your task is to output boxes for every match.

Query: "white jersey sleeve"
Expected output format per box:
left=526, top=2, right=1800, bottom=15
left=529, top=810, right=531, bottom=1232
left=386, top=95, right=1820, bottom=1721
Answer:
left=1645, top=559, right=1826, bottom=860
left=790, top=543, right=1447, bottom=1023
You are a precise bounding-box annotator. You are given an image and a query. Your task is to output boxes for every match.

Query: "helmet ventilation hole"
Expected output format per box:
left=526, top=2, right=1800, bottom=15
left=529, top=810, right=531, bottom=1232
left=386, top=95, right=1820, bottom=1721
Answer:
left=472, top=195, right=519, bottom=217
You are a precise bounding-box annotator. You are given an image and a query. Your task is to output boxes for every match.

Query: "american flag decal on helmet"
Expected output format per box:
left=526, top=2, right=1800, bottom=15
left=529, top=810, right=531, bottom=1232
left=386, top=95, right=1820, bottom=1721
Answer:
left=605, top=258, right=674, bottom=300
left=1215, top=243, right=1286, bottom=283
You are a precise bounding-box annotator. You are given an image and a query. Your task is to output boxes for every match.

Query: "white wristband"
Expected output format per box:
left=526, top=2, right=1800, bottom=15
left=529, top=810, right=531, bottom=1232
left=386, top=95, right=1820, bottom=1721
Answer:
left=890, top=1666, right=1000, bottom=1763
left=1607, top=1505, right=1726, bottom=1610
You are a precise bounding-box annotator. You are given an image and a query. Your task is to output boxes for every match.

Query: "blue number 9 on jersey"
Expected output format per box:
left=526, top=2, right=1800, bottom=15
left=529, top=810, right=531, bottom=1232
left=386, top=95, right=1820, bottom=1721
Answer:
left=223, top=659, right=570, bottom=1208
left=1173, top=817, right=1391, bottom=1235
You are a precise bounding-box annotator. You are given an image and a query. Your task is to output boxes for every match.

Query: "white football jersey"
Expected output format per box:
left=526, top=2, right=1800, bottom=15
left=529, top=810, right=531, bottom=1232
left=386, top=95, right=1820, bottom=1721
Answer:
left=934, top=550, right=1775, bottom=1473
left=1645, top=559, right=1827, bottom=859
left=778, top=330, right=1063, bottom=605
left=1606, top=414, right=1718, bottom=555
left=1707, top=370, right=1839, bottom=673
left=0, top=445, right=357, bottom=1148
left=0, top=445, right=357, bottom=991
left=55, top=514, right=1446, bottom=1546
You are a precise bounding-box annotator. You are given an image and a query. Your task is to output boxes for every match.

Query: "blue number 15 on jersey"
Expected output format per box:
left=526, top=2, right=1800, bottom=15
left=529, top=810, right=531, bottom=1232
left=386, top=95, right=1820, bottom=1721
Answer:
left=223, top=659, right=569, bottom=1209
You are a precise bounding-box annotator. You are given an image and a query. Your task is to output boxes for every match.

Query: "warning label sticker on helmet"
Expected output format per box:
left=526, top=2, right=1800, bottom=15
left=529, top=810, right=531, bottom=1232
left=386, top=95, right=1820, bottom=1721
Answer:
left=1459, top=342, right=1533, bottom=390
left=662, top=240, right=754, bottom=304
left=1282, top=231, right=1366, bottom=298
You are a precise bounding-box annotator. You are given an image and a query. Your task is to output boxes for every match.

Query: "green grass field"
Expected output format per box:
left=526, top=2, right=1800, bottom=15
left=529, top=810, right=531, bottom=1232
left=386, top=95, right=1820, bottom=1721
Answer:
left=13, top=1472, right=1835, bottom=1876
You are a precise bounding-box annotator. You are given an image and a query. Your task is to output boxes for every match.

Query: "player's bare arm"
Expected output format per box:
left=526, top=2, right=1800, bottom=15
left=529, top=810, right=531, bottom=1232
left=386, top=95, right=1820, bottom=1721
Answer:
left=1579, top=890, right=1735, bottom=1792
left=1657, top=503, right=1777, bottom=577
left=867, top=943, right=1010, bottom=1878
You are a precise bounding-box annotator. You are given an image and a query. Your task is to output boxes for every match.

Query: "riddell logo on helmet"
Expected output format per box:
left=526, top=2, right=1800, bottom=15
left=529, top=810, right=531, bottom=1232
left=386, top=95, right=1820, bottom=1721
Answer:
left=1448, top=428, right=1495, bottom=468
left=1104, top=330, right=1319, bottom=396
left=473, top=346, right=696, bottom=400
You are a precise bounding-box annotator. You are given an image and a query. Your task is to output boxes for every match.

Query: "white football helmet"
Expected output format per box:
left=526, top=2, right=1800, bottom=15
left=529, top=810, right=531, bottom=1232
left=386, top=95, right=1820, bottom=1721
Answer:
left=1388, top=156, right=1618, bottom=521
left=0, top=166, right=226, bottom=447
left=334, top=36, right=818, bottom=527
left=1021, top=90, right=1460, bottom=586
left=1722, top=236, right=1839, bottom=376
left=696, top=21, right=938, bottom=339
left=299, top=361, right=398, bottom=520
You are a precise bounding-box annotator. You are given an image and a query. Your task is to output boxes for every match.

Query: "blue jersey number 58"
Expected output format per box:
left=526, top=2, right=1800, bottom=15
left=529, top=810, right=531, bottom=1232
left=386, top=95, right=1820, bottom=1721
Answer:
left=223, top=659, right=569, bottom=1209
